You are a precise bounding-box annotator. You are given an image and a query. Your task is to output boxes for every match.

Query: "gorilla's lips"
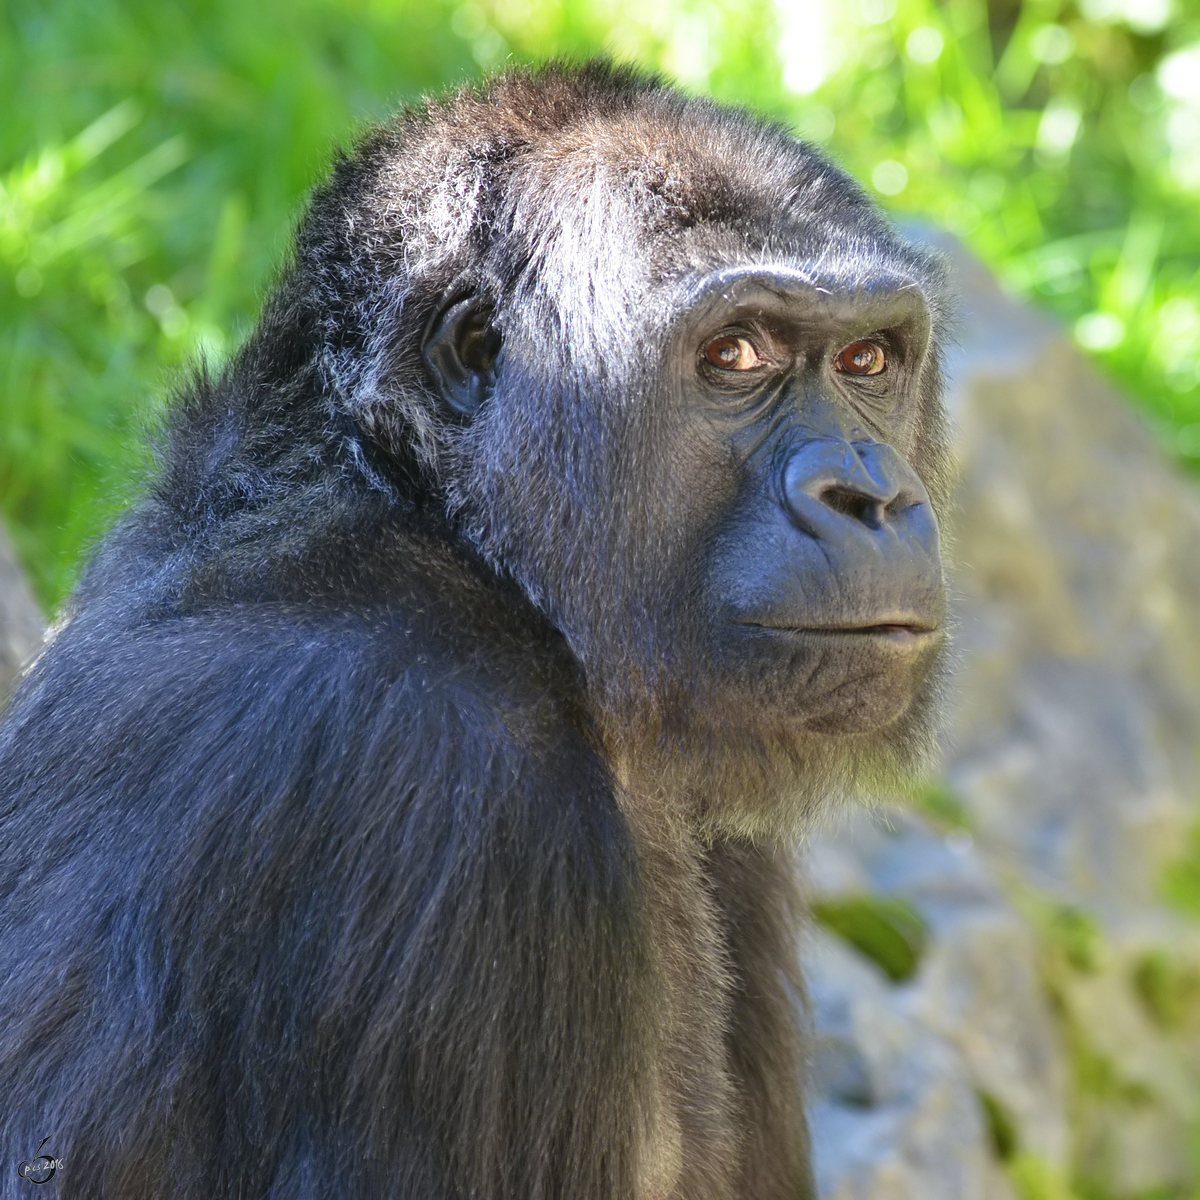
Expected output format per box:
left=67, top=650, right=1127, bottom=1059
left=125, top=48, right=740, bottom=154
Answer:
left=801, top=622, right=939, bottom=641
left=852, top=623, right=933, bottom=636
left=738, top=619, right=939, bottom=639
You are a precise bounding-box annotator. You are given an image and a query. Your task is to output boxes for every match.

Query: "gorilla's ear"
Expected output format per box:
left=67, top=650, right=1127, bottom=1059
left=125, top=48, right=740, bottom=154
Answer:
left=423, top=297, right=502, bottom=417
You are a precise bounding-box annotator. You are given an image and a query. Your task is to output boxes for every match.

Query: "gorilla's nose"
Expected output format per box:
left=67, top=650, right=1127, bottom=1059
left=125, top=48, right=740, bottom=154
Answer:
left=780, top=439, right=932, bottom=542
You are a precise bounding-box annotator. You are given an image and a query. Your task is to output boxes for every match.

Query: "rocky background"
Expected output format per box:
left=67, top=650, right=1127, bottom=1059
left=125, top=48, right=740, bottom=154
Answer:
left=1, top=244, right=1197, bottom=1198
left=0, top=521, right=43, bottom=704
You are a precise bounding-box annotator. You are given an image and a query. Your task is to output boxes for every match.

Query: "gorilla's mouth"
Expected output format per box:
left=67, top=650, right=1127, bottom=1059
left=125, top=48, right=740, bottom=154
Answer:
left=835, top=623, right=937, bottom=636
left=740, top=621, right=939, bottom=638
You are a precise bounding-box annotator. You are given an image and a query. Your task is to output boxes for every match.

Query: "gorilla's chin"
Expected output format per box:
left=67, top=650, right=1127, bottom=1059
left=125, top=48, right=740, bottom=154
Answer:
left=782, top=627, right=945, bottom=735
left=601, top=633, right=948, bottom=841
left=699, top=622, right=946, bottom=734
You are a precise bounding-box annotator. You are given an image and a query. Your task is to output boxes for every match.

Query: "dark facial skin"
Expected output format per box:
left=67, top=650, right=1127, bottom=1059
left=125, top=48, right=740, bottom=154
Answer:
left=671, top=266, right=946, bottom=735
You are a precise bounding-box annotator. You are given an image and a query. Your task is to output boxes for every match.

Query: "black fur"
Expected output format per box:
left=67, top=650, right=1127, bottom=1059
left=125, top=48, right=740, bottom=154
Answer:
left=0, top=62, right=950, bottom=1198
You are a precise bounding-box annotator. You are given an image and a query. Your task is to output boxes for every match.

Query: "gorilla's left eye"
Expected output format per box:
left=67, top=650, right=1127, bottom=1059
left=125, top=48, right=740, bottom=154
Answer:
left=834, top=340, right=886, bottom=376
left=704, top=335, right=761, bottom=371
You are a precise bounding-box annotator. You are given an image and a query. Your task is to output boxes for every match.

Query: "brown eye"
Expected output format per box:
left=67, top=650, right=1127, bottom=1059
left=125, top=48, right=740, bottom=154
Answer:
left=704, top=335, right=761, bottom=371
left=835, top=340, right=886, bottom=376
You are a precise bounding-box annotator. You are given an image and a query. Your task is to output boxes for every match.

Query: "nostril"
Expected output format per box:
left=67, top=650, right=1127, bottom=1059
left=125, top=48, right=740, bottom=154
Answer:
left=818, top=486, right=882, bottom=527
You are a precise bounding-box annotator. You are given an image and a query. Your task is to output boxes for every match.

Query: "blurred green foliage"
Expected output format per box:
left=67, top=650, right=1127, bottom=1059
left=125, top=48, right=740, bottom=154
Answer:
left=1010, top=1152, right=1080, bottom=1200
left=2, top=0, right=1198, bottom=607
left=1131, top=946, right=1200, bottom=1030
left=1161, top=815, right=1200, bottom=916
left=979, top=1087, right=1021, bottom=1160
left=811, top=893, right=930, bottom=980
left=910, top=779, right=974, bottom=827
left=1021, top=892, right=1105, bottom=971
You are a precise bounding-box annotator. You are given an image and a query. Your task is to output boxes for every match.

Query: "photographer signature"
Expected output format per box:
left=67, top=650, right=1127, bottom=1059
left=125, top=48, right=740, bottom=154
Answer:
left=17, top=1138, right=63, bottom=1185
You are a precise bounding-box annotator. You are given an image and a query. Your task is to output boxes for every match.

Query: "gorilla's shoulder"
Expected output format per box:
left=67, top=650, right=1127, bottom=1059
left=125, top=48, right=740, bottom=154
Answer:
left=0, top=564, right=605, bottom=888
left=33, top=529, right=581, bottom=740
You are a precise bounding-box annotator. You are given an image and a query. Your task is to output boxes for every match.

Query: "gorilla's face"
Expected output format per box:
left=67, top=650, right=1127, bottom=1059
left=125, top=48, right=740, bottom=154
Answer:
left=660, top=265, right=946, bottom=739
left=419, top=138, right=950, bottom=820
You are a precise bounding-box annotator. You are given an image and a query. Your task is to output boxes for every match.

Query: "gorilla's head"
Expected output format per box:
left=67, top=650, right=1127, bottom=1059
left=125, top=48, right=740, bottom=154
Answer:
left=295, top=63, right=951, bottom=833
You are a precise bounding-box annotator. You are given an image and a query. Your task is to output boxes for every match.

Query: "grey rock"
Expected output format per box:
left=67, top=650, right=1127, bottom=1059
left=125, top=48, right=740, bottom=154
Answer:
left=804, top=807, right=1070, bottom=1178
left=943, top=242, right=1200, bottom=915
left=942, top=239, right=1200, bottom=1193
left=806, top=927, right=1015, bottom=1200
left=1063, top=962, right=1198, bottom=1193
left=0, top=519, right=43, bottom=703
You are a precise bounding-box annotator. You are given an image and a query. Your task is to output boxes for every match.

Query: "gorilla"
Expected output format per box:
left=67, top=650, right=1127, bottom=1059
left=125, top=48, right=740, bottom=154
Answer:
left=0, top=63, right=950, bottom=1199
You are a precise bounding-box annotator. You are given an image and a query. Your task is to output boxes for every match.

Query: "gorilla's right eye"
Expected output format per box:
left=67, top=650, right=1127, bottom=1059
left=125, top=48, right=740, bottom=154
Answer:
left=834, top=340, right=886, bottom=376
left=703, top=335, right=761, bottom=371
